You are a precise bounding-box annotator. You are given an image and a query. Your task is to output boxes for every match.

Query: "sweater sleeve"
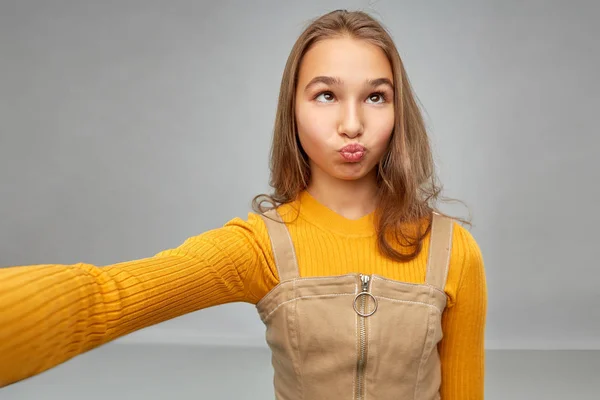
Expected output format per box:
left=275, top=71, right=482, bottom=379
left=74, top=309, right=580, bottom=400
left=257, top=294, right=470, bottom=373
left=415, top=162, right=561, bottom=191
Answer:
left=0, top=213, right=275, bottom=388
left=438, top=225, right=488, bottom=399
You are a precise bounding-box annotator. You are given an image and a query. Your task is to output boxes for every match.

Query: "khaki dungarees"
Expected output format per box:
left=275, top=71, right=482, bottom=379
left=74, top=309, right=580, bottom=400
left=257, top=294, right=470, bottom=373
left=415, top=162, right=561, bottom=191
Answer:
left=256, top=209, right=454, bottom=399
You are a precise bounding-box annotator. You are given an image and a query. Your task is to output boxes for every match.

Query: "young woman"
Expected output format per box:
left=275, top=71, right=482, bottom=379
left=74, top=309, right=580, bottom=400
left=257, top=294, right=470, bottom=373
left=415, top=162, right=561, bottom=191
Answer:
left=0, top=9, right=487, bottom=399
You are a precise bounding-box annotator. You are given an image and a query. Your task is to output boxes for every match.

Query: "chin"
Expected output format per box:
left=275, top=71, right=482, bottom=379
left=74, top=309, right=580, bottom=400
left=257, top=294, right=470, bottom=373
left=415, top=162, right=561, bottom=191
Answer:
left=330, top=164, right=374, bottom=181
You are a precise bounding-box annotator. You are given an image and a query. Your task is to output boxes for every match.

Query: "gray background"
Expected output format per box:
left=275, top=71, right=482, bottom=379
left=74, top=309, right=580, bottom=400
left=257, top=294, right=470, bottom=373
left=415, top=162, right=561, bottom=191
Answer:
left=1, top=0, right=599, bottom=399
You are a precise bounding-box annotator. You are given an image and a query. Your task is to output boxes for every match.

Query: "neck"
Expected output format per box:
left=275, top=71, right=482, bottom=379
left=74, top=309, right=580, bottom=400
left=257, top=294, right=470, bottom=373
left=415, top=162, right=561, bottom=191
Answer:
left=306, top=167, right=378, bottom=220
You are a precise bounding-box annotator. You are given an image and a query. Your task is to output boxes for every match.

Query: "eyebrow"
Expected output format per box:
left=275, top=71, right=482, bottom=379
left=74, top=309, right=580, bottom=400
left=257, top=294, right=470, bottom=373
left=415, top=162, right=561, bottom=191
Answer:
left=303, top=76, right=394, bottom=93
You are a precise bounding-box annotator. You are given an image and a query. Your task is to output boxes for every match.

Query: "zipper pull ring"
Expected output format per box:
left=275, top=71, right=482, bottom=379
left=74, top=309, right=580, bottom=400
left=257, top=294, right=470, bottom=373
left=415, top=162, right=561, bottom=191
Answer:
left=353, top=274, right=378, bottom=317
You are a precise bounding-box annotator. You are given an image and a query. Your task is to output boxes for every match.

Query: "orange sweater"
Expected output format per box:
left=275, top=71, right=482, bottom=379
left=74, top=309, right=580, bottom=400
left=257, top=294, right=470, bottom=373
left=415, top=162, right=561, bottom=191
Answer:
left=0, top=190, right=487, bottom=398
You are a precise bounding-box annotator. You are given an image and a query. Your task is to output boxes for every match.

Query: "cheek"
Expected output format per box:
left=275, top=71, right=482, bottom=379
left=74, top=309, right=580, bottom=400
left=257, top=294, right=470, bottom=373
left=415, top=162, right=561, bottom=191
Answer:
left=367, top=110, right=395, bottom=151
left=295, top=105, right=333, bottom=155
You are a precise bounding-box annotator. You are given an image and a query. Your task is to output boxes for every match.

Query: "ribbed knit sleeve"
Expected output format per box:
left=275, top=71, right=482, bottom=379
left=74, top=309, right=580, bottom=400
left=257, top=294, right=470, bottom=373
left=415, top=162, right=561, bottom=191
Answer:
left=0, top=213, right=273, bottom=387
left=438, top=225, right=488, bottom=399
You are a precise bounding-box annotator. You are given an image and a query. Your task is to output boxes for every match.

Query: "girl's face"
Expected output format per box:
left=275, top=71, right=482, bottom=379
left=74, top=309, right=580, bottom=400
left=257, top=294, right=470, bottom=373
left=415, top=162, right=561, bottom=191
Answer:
left=295, top=37, right=395, bottom=184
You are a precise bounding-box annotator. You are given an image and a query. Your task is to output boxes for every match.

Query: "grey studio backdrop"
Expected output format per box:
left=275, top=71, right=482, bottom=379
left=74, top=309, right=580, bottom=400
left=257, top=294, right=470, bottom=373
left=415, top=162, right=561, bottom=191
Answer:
left=1, top=1, right=599, bottom=399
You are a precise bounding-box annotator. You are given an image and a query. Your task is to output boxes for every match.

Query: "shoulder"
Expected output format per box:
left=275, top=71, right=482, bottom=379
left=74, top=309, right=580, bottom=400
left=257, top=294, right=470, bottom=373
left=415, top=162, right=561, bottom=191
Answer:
left=186, top=212, right=268, bottom=243
left=175, top=211, right=273, bottom=263
left=450, top=222, right=483, bottom=264
left=429, top=213, right=483, bottom=269
left=444, top=221, right=486, bottom=306
left=181, top=211, right=279, bottom=302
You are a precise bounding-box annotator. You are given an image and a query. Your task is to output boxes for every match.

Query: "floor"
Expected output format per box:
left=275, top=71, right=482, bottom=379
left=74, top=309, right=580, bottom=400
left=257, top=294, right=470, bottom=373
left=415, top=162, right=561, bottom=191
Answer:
left=2, top=344, right=599, bottom=399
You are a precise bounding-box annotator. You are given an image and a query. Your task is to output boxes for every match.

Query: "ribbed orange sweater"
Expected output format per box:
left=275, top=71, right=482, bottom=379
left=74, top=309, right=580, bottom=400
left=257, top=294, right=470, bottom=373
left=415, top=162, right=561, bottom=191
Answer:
left=0, top=190, right=487, bottom=398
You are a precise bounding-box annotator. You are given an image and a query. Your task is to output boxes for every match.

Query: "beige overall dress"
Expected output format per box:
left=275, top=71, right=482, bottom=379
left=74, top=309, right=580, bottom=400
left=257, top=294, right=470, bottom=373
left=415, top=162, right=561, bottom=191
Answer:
left=256, top=209, right=454, bottom=400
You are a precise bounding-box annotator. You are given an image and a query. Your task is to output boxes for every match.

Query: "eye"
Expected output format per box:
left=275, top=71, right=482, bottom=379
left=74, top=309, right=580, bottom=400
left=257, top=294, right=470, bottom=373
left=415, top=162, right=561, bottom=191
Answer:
left=314, top=91, right=389, bottom=104
left=315, top=91, right=335, bottom=103
left=366, top=92, right=387, bottom=104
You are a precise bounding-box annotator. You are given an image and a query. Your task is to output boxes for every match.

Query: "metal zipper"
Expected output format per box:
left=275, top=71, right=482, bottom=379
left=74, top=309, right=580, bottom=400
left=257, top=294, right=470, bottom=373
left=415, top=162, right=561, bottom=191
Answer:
left=354, top=274, right=377, bottom=400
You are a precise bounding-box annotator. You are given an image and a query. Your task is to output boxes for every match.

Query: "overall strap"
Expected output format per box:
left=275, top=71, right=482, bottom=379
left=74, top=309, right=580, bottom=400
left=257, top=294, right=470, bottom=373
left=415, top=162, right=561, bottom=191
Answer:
left=425, top=212, right=454, bottom=291
left=260, top=209, right=300, bottom=282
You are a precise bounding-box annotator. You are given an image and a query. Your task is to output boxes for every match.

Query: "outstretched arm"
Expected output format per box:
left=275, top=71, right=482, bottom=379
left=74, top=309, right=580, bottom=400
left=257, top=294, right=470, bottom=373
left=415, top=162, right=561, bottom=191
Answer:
left=0, top=214, right=273, bottom=387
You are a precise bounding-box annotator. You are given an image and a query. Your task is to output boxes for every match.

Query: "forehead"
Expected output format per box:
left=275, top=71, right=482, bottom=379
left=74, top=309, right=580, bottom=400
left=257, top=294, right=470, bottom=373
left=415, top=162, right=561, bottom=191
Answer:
left=298, top=37, right=393, bottom=83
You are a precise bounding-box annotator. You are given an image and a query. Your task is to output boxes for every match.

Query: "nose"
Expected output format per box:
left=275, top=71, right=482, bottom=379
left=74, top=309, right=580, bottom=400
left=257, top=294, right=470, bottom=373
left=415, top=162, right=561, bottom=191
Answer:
left=337, top=102, right=364, bottom=138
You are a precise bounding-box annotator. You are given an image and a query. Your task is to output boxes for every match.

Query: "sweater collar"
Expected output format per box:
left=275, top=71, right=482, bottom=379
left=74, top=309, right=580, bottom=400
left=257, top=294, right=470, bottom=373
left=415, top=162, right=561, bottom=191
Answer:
left=291, top=190, right=376, bottom=237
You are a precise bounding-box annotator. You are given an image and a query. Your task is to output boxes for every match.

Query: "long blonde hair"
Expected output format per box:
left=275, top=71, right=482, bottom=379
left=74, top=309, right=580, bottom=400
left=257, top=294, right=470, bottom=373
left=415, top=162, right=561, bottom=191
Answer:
left=253, top=9, right=468, bottom=262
